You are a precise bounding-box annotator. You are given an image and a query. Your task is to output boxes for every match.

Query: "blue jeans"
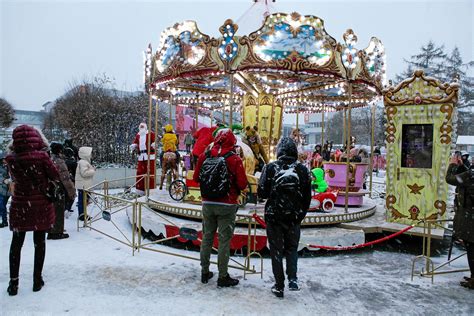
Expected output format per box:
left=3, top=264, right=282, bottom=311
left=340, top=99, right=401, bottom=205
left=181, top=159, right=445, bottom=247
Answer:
left=77, top=190, right=89, bottom=216
left=0, top=195, right=8, bottom=223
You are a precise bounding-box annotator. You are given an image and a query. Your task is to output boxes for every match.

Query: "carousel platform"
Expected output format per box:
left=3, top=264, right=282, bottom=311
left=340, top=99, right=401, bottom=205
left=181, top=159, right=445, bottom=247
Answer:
left=144, top=188, right=377, bottom=226
left=124, top=188, right=444, bottom=253
left=124, top=188, right=377, bottom=252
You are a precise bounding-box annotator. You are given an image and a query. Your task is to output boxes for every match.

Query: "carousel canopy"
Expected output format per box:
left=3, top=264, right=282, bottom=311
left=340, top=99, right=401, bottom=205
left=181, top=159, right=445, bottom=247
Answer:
left=145, top=12, right=386, bottom=114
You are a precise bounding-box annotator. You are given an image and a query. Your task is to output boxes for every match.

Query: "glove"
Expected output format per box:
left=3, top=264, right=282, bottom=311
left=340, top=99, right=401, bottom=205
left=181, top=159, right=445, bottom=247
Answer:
left=129, top=144, right=137, bottom=153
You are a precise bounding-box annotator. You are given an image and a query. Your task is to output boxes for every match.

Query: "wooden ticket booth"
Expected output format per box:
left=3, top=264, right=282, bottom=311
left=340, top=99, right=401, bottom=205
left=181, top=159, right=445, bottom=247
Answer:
left=383, top=70, right=459, bottom=224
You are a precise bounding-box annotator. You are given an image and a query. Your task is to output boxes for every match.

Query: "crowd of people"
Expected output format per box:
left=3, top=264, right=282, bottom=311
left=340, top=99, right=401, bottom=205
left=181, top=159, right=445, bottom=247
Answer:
left=1, top=123, right=473, bottom=300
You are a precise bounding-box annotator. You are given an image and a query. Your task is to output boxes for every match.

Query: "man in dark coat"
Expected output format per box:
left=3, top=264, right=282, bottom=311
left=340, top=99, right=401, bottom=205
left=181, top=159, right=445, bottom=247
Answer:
left=193, top=128, right=248, bottom=287
left=48, top=142, right=76, bottom=239
left=257, top=137, right=312, bottom=298
left=5, top=125, right=61, bottom=295
left=63, top=147, right=77, bottom=213
left=446, top=153, right=474, bottom=289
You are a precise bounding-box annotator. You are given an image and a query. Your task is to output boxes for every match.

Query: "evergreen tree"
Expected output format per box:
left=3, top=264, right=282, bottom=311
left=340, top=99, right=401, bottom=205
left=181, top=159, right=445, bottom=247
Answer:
left=444, top=47, right=474, bottom=109
left=396, top=41, right=446, bottom=82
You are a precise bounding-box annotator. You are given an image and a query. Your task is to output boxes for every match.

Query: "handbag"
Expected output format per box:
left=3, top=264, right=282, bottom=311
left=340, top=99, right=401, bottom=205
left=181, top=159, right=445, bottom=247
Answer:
left=44, top=180, right=64, bottom=203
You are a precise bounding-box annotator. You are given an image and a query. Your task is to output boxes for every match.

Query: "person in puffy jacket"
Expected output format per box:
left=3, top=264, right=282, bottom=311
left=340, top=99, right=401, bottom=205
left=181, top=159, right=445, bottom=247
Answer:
left=311, top=167, right=328, bottom=193
left=257, top=137, right=312, bottom=298
left=160, top=124, right=180, bottom=166
left=48, top=142, right=76, bottom=239
left=75, top=147, right=95, bottom=221
left=5, top=125, right=61, bottom=296
left=193, top=128, right=248, bottom=287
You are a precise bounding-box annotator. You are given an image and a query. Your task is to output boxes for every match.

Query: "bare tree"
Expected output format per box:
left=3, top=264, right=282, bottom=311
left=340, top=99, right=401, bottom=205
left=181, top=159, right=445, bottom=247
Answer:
left=44, top=79, right=165, bottom=166
left=0, top=98, right=15, bottom=128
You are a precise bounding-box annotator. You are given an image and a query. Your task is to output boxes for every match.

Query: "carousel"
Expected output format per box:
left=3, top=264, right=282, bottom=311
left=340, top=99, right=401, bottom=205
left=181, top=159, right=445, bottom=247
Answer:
left=125, top=10, right=390, bottom=251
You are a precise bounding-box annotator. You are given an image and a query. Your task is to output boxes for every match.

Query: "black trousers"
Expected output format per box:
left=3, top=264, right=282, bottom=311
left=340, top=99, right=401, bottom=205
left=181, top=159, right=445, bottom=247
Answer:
left=266, top=221, right=301, bottom=289
left=466, top=241, right=474, bottom=278
left=9, top=231, right=46, bottom=280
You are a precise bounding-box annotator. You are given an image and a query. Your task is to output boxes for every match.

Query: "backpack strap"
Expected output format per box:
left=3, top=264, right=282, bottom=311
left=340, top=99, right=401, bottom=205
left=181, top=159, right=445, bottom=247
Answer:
left=222, top=151, right=234, bottom=159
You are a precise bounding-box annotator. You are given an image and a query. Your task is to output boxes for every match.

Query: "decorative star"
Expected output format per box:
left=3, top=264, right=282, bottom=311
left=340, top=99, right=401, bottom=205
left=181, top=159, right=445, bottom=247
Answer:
left=407, top=183, right=424, bottom=195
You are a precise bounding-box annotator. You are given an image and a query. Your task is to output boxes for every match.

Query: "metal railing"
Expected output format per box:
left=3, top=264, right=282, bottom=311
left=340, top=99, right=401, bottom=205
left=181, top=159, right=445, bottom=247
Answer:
left=80, top=176, right=263, bottom=278
left=411, top=219, right=469, bottom=283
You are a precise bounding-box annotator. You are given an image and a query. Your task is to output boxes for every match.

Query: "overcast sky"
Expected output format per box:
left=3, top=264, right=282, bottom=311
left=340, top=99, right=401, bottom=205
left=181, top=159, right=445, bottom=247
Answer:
left=1, top=0, right=473, bottom=111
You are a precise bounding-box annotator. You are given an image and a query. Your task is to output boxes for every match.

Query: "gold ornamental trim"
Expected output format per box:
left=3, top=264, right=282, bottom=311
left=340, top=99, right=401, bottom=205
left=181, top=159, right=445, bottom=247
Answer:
left=383, top=70, right=460, bottom=106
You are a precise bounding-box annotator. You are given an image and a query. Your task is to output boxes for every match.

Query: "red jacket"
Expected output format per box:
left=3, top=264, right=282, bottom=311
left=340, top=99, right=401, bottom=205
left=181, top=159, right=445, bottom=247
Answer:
left=6, top=125, right=60, bottom=232
left=193, top=129, right=248, bottom=205
left=192, top=126, right=217, bottom=158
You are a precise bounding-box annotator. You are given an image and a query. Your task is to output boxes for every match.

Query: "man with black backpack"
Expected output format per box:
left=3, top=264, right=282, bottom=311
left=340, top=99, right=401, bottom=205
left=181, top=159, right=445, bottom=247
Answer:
left=193, top=128, right=248, bottom=287
left=446, top=153, right=474, bottom=289
left=258, top=137, right=312, bottom=298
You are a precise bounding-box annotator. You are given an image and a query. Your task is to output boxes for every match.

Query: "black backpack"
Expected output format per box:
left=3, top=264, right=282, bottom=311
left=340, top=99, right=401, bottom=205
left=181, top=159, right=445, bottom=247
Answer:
left=270, top=162, right=303, bottom=220
left=199, top=151, right=234, bottom=199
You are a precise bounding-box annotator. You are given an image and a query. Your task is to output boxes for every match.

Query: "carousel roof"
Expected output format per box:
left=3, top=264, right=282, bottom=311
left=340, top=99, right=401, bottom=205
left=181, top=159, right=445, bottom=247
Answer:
left=144, top=12, right=387, bottom=113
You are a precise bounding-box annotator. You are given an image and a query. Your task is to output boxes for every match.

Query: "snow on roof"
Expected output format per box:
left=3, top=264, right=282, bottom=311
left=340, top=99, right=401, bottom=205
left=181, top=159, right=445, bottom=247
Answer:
left=456, top=135, right=474, bottom=145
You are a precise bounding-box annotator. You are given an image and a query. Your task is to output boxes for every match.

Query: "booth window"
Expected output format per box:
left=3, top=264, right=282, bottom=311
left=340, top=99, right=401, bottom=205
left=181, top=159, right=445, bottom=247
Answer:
left=401, top=124, right=433, bottom=168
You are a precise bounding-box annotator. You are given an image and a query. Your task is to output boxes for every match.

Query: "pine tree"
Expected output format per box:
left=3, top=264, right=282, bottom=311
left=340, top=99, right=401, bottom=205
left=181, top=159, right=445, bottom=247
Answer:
left=444, top=47, right=474, bottom=110
left=396, top=41, right=446, bottom=82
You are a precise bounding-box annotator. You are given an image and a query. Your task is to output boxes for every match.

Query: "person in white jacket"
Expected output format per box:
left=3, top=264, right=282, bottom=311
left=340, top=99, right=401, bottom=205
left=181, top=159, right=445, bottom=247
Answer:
left=75, top=147, right=95, bottom=221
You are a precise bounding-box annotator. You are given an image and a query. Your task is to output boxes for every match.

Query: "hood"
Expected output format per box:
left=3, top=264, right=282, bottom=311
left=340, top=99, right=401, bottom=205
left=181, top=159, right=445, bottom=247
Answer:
left=312, top=168, right=325, bottom=181
left=276, top=137, right=298, bottom=160
left=210, top=128, right=236, bottom=156
left=78, top=146, right=93, bottom=161
left=165, top=124, right=173, bottom=133
left=11, top=125, right=49, bottom=153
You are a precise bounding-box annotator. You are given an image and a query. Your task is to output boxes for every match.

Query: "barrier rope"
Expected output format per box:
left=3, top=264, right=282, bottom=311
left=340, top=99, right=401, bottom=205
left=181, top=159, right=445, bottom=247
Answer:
left=252, top=213, right=417, bottom=251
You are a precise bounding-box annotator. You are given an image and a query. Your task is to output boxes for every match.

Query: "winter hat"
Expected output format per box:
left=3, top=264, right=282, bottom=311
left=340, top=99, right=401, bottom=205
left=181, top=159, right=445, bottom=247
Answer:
left=64, top=147, right=74, bottom=158
left=276, top=137, right=298, bottom=159
left=165, top=124, right=174, bottom=133
left=50, top=142, right=64, bottom=155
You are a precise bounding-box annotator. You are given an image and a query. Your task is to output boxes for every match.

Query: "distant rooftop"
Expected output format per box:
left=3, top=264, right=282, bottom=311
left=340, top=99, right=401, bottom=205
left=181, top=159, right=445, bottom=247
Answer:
left=456, top=135, right=474, bottom=145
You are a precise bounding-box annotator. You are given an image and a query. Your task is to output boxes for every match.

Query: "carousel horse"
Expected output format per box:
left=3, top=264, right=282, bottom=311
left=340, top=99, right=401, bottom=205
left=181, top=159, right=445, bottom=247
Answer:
left=159, top=151, right=178, bottom=190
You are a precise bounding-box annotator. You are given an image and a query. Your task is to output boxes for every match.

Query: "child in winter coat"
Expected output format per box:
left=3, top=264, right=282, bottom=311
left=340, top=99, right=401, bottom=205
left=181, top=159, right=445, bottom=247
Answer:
left=75, top=147, right=95, bottom=221
left=311, top=167, right=328, bottom=193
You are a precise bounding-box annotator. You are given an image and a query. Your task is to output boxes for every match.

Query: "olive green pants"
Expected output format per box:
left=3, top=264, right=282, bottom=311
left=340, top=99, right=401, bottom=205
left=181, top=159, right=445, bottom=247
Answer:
left=200, top=203, right=238, bottom=278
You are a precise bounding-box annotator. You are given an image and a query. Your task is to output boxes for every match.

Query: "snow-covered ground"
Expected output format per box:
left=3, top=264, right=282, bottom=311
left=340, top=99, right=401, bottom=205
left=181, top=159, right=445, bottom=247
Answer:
left=1, top=187, right=473, bottom=315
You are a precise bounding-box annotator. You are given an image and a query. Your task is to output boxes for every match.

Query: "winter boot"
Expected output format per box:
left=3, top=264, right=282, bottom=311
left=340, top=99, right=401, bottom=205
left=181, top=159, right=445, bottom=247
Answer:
left=460, top=278, right=474, bottom=289
left=201, top=271, right=214, bottom=284
left=217, top=274, right=239, bottom=287
left=7, top=278, right=19, bottom=296
left=47, top=233, right=69, bottom=240
left=33, top=277, right=44, bottom=292
left=289, top=279, right=300, bottom=291
left=0, top=219, right=8, bottom=228
left=271, top=285, right=284, bottom=298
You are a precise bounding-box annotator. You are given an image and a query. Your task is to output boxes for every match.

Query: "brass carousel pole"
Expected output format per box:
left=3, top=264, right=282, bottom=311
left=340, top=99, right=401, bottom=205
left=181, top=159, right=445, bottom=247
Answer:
left=343, top=108, right=346, bottom=147
left=145, top=92, right=153, bottom=199
left=154, top=97, right=159, bottom=190
left=344, top=82, right=353, bottom=213
left=168, top=96, right=173, bottom=125
left=369, top=101, right=376, bottom=198
left=296, top=103, right=299, bottom=131
left=321, top=105, right=325, bottom=146
left=229, top=74, right=234, bottom=126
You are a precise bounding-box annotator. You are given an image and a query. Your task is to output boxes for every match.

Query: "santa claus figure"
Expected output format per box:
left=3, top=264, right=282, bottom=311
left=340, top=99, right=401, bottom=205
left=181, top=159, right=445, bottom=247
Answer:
left=130, top=122, right=156, bottom=195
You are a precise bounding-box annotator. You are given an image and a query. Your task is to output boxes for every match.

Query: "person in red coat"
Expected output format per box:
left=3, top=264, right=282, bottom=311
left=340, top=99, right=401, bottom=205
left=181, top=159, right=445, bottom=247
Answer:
left=130, top=122, right=156, bottom=195
left=191, top=126, right=217, bottom=167
left=193, top=128, right=248, bottom=287
left=5, top=125, right=60, bottom=296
